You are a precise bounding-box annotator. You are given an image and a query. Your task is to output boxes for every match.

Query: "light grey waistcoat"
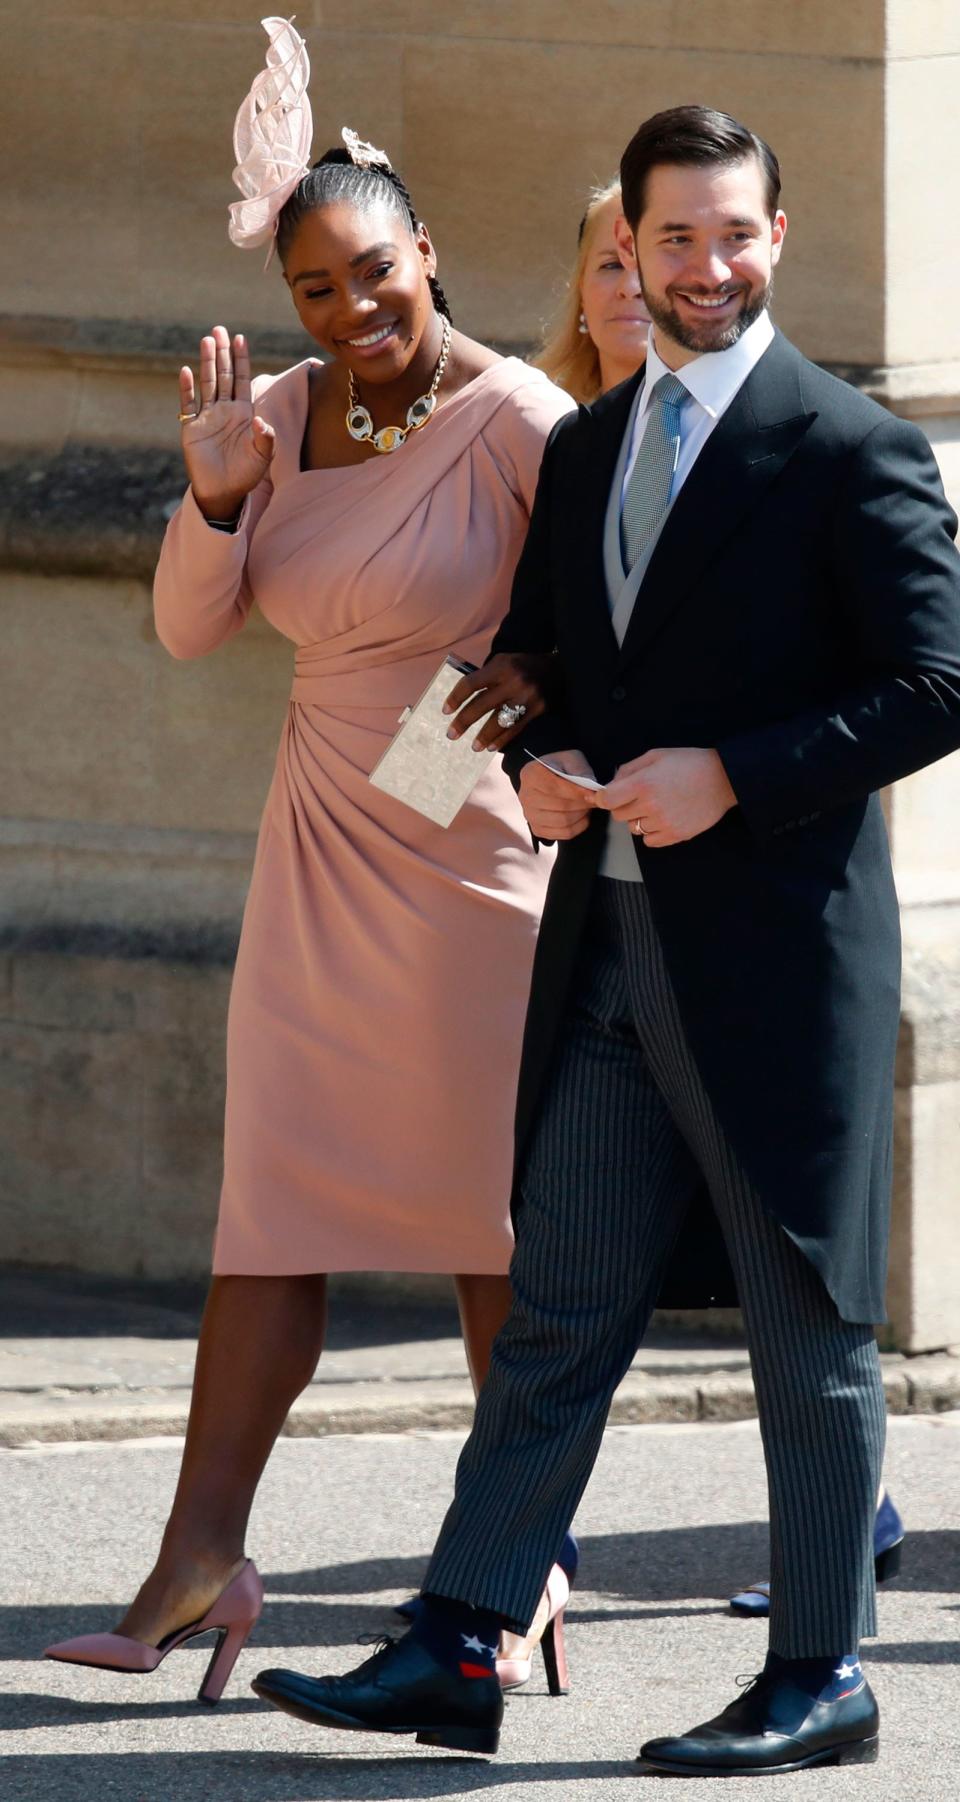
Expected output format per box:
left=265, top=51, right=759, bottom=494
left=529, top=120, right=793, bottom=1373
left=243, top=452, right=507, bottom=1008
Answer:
left=599, top=384, right=675, bottom=882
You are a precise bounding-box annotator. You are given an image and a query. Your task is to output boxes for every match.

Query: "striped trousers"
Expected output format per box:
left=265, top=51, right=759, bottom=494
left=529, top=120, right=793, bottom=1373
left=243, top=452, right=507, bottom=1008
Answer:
left=425, top=878, right=887, bottom=1658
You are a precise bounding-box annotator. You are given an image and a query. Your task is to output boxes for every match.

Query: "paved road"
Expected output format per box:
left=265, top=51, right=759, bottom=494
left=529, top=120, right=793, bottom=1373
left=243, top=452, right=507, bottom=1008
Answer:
left=2, top=1414, right=958, bottom=1801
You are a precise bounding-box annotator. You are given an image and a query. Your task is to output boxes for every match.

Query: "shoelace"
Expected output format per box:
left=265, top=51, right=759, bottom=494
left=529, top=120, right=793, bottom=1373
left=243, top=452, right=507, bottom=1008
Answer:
left=355, top=1632, right=399, bottom=1664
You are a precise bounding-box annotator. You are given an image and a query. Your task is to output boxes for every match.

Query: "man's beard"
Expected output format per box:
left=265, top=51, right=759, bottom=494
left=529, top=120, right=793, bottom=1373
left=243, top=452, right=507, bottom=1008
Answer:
left=638, top=270, right=773, bottom=355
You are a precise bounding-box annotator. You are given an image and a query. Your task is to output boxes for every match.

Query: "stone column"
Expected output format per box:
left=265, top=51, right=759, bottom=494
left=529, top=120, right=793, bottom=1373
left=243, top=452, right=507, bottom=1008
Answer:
left=869, top=8, right=960, bottom=1350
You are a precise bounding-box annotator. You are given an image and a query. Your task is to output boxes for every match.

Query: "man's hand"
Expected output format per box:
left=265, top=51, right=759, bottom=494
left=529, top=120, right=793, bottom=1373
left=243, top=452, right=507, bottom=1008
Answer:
left=518, top=749, right=599, bottom=840
left=598, top=748, right=736, bottom=847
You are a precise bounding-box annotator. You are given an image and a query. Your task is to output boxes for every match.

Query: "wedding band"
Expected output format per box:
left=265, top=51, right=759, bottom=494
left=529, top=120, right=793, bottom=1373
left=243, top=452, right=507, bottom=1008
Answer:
left=497, top=702, right=527, bottom=729
left=177, top=410, right=197, bottom=423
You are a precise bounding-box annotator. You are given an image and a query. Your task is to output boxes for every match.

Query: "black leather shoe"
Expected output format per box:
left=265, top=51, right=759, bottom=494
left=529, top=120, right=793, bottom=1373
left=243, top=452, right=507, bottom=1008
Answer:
left=639, top=1668, right=880, bottom=1775
left=252, top=1632, right=502, bottom=1755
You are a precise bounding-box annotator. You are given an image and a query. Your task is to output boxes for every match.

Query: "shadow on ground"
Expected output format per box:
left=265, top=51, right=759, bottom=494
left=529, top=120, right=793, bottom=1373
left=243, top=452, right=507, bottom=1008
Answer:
left=869, top=1638, right=960, bottom=1663
left=0, top=1691, right=262, bottom=1732
left=0, top=1267, right=745, bottom=1356
left=262, top=1522, right=960, bottom=1607
left=6, top=1525, right=957, bottom=1671
left=0, top=1522, right=769, bottom=1663
left=0, top=1269, right=461, bottom=1349
left=0, top=1749, right=640, bottom=1802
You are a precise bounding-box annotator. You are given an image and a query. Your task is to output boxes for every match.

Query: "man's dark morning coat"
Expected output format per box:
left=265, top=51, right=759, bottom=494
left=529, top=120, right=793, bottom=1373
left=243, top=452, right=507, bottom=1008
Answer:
left=494, top=329, right=960, bottom=1325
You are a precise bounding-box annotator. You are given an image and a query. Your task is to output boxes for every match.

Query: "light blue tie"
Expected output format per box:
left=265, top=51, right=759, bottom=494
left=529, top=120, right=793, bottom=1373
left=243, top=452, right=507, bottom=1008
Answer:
left=620, top=372, right=689, bottom=571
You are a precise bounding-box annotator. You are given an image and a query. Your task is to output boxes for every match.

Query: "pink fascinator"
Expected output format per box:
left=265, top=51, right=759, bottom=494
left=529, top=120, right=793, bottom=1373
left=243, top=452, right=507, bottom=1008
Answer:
left=228, top=15, right=313, bottom=254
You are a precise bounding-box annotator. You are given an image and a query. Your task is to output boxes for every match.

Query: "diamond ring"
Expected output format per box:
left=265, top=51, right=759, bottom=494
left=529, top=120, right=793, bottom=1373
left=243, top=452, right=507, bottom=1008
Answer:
left=496, top=702, right=527, bottom=729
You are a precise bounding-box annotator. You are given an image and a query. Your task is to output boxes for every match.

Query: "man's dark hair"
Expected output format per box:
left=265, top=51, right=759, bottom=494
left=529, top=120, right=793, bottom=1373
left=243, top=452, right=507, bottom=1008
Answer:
left=620, top=106, right=781, bottom=228
left=276, top=149, right=453, bottom=321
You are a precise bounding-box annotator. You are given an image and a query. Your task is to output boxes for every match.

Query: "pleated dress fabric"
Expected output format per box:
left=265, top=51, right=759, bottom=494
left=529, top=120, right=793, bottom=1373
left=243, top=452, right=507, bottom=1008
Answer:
left=153, top=358, right=573, bottom=1274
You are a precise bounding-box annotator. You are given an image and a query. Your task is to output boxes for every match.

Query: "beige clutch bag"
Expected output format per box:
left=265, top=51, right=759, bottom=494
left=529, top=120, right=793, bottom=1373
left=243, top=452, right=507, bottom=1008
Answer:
left=368, top=657, right=494, bottom=828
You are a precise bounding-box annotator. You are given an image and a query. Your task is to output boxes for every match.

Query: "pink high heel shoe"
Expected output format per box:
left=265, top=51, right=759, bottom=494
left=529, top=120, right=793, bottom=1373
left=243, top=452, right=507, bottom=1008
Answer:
left=43, top=1558, right=263, bottom=1704
left=496, top=1563, right=570, bottom=1696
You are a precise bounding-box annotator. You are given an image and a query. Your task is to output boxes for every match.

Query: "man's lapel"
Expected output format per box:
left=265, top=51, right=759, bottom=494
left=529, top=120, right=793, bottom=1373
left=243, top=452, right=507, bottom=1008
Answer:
left=617, top=332, right=818, bottom=673
left=568, top=371, right=644, bottom=671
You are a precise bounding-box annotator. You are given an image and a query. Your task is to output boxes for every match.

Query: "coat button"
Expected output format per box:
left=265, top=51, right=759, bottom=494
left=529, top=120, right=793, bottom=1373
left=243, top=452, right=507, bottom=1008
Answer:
left=611, top=684, right=627, bottom=701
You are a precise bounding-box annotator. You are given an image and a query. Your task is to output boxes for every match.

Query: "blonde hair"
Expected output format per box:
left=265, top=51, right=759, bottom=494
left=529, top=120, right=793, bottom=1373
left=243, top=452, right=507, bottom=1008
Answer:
left=533, top=179, right=622, bottom=405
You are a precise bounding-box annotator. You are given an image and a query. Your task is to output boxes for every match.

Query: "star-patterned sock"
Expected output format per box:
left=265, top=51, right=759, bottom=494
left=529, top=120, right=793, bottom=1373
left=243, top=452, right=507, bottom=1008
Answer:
left=766, top=1649, right=865, bottom=1703
left=413, top=1596, right=505, bottom=1680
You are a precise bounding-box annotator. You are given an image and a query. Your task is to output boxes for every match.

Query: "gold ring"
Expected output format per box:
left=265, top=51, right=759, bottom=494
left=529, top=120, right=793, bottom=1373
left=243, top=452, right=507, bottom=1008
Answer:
left=177, top=410, right=197, bottom=423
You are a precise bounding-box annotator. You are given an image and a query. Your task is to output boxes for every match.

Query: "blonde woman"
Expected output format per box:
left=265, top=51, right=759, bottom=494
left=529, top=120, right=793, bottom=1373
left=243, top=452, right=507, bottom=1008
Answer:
left=534, top=179, right=650, bottom=402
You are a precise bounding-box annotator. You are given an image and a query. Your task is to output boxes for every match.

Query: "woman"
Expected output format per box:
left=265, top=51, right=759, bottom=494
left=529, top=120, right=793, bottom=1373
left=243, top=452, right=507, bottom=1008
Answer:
left=44, top=20, right=573, bottom=1703
left=535, top=178, right=651, bottom=401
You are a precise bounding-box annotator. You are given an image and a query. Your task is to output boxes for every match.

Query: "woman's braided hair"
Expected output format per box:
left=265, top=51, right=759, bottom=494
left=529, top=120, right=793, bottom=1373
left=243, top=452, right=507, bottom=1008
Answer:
left=276, top=148, right=453, bottom=322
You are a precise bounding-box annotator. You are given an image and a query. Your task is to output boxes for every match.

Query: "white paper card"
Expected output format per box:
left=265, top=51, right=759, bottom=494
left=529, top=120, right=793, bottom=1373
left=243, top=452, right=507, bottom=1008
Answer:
left=524, top=750, right=606, bottom=792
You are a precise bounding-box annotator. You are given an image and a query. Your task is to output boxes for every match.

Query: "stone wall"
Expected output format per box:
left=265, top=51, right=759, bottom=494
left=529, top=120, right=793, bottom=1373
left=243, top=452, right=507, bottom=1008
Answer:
left=2, top=1, right=960, bottom=1346
left=0, top=947, right=230, bottom=1278
left=2, top=0, right=942, bottom=450
left=2, top=4, right=891, bottom=354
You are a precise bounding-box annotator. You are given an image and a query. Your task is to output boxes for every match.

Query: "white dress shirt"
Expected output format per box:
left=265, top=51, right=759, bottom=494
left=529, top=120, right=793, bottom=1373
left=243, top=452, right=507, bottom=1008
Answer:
left=602, top=308, right=775, bottom=884
left=620, top=307, right=775, bottom=505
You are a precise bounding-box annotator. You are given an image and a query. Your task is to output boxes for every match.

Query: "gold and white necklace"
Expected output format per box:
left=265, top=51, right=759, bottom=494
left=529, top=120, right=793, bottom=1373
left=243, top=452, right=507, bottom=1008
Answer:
left=346, top=316, right=452, bottom=454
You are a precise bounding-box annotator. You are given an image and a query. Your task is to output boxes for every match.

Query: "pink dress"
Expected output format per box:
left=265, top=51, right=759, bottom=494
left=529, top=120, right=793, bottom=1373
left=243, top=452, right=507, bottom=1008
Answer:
left=154, top=358, right=573, bottom=1273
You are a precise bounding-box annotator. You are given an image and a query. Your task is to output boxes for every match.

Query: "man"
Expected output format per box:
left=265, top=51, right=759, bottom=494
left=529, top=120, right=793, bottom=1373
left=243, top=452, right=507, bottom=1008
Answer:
left=253, top=108, right=960, bottom=1774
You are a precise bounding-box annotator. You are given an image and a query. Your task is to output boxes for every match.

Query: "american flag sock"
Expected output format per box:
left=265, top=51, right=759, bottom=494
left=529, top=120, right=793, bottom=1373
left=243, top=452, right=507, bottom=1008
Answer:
left=766, top=1649, right=865, bottom=1702
left=413, top=1596, right=505, bottom=1680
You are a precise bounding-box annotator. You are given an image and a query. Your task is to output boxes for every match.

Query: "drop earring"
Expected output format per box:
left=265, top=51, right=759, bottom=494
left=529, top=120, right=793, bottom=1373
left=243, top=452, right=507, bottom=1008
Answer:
left=578, top=312, right=589, bottom=335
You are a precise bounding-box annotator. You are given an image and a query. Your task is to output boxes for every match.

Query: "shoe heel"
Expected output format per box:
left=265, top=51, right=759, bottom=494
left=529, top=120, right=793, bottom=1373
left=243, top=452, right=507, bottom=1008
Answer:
left=837, top=1735, right=880, bottom=1766
left=874, top=1539, right=903, bottom=1583
left=416, top=1725, right=500, bottom=1755
left=198, top=1619, right=255, bottom=1705
left=540, top=1609, right=570, bottom=1697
